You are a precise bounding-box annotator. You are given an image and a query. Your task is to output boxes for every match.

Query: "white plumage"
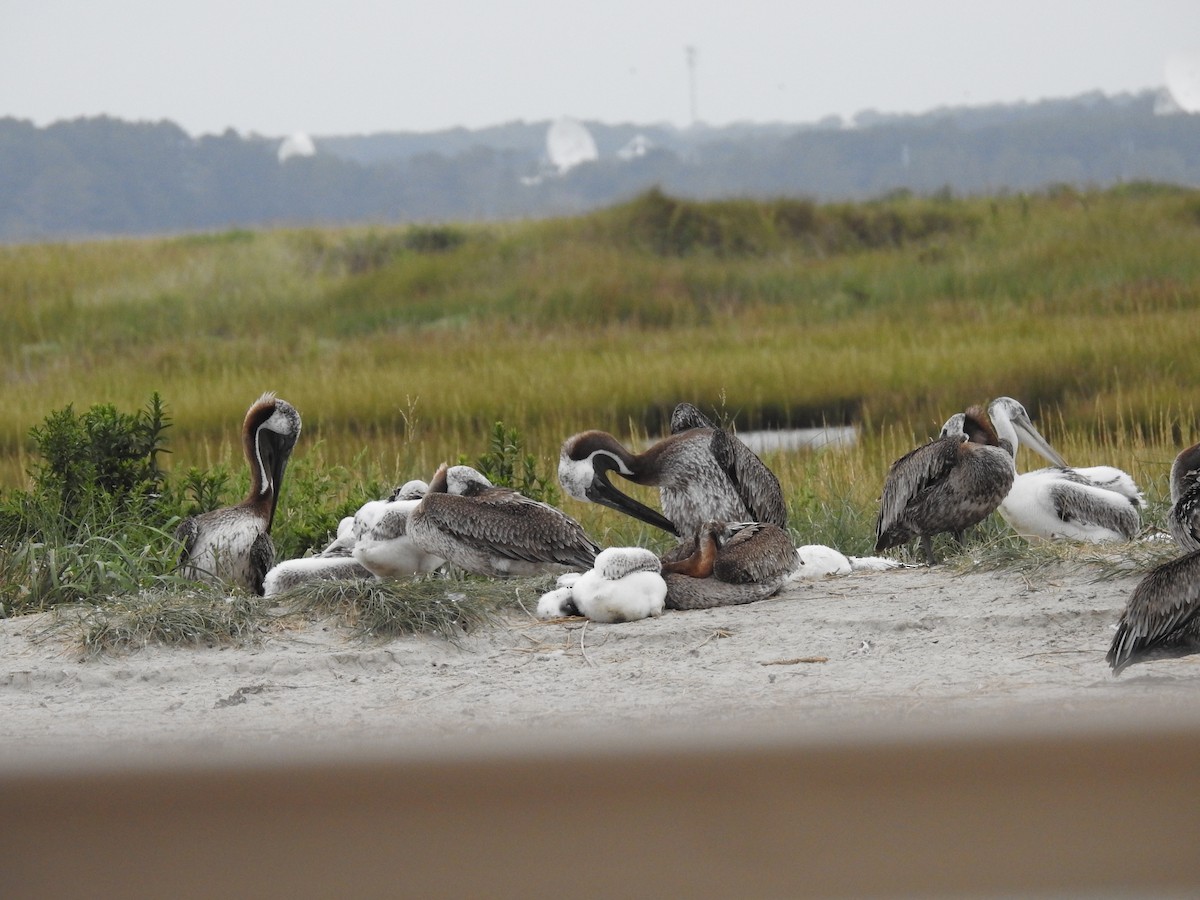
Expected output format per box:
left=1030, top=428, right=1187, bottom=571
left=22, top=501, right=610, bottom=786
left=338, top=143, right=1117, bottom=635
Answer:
left=352, top=494, right=446, bottom=578
left=537, top=547, right=666, bottom=624
left=943, top=398, right=1142, bottom=544
left=263, top=556, right=372, bottom=597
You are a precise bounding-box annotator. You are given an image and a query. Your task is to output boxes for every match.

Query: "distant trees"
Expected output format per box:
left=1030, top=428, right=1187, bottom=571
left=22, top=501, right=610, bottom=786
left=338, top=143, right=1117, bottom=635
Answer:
left=2, top=91, right=1199, bottom=242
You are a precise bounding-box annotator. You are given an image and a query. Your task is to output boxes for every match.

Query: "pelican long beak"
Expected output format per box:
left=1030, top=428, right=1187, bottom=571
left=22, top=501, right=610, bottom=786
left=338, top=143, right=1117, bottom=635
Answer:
left=263, top=432, right=297, bottom=531
left=1012, top=415, right=1068, bottom=468
left=587, top=468, right=680, bottom=537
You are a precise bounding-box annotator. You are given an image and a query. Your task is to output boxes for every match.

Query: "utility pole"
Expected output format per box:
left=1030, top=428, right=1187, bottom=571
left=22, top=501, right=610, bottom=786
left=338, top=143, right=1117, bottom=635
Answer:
left=686, top=45, right=698, bottom=127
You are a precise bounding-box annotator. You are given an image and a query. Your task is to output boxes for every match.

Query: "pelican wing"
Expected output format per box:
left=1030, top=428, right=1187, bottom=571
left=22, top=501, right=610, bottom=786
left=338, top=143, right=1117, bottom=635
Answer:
left=713, top=522, right=799, bottom=584
left=247, top=531, right=276, bottom=596
left=1047, top=479, right=1141, bottom=540
left=1169, top=490, right=1200, bottom=553
left=174, top=516, right=199, bottom=564
left=875, top=436, right=964, bottom=547
left=365, top=504, right=415, bottom=542
left=670, top=402, right=717, bottom=434
left=708, top=429, right=789, bottom=528
left=424, top=491, right=600, bottom=570
left=1107, top=550, right=1200, bottom=674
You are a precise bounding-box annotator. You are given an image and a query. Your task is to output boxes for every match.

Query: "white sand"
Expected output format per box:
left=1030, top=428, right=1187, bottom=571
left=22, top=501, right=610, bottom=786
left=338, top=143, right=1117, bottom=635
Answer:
left=2, top=560, right=1197, bottom=761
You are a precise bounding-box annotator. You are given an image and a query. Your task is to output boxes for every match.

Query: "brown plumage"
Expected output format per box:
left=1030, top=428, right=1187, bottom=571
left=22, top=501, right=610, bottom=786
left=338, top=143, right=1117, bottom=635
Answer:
left=875, top=405, right=1014, bottom=565
left=1168, top=441, right=1200, bottom=552
left=408, top=464, right=600, bottom=578
left=660, top=520, right=799, bottom=610
left=1107, top=549, right=1200, bottom=675
left=175, top=393, right=301, bottom=594
left=558, top=402, right=787, bottom=541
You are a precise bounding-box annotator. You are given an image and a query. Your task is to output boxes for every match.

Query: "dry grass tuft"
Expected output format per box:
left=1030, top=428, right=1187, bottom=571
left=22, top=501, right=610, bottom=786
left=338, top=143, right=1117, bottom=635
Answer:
left=50, top=588, right=272, bottom=656
left=280, top=573, right=558, bottom=643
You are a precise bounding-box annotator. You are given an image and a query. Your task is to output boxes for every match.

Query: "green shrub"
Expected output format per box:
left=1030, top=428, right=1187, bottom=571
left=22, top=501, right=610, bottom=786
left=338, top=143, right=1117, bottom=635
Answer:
left=462, top=421, right=560, bottom=506
left=13, top=393, right=171, bottom=532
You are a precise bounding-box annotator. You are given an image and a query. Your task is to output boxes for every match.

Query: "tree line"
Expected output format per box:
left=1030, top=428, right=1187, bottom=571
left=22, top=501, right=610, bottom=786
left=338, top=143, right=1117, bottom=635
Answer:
left=2, top=90, right=1199, bottom=242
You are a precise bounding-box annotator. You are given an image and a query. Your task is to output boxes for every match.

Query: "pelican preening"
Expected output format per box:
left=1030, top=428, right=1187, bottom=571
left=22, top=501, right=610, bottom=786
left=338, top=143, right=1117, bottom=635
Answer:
left=559, top=402, right=787, bottom=542
left=1168, top=441, right=1200, bottom=552
left=175, top=393, right=301, bottom=595
left=408, top=464, right=600, bottom=578
left=1107, top=549, right=1200, bottom=675
left=660, top=520, right=800, bottom=609
left=876, top=405, right=1015, bottom=565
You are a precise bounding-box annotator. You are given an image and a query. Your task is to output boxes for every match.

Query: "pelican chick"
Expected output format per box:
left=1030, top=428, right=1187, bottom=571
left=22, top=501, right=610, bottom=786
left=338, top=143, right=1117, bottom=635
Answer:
left=409, top=464, right=600, bottom=578
left=262, top=556, right=373, bottom=597
left=558, top=402, right=787, bottom=541
left=542, top=547, right=667, bottom=624
left=789, top=545, right=905, bottom=579
left=793, top=545, right=852, bottom=577
left=1106, top=549, right=1200, bottom=675
left=352, top=487, right=446, bottom=578
left=876, top=405, right=1014, bottom=565
left=175, top=393, right=301, bottom=594
left=661, top=520, right=799, bottom=610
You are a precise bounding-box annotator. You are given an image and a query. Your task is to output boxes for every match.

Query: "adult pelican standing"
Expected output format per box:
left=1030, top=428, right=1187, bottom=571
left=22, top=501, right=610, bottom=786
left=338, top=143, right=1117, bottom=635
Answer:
left=176, top=392, right=301, bottom=595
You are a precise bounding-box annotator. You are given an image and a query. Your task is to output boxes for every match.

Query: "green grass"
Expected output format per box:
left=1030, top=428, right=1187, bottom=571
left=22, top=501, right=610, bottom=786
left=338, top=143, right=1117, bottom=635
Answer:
left=2, top=186, right=1200, bottom=641
left=3, top=187, right=1199, bottom=483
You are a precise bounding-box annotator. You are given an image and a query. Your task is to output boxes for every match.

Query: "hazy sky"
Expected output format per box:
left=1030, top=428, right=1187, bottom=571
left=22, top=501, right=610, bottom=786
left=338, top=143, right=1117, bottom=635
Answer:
left=4, top=0, right=1198, bottom=137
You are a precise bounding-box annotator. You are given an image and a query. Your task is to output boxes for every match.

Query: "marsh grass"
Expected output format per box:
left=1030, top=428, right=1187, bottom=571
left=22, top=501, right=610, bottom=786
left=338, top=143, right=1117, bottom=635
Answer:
left=3, top=187, right=1200, bottom=634
left=280, top=573, right=553, bottom=643
left=4, top=187, right=1200, bottom=483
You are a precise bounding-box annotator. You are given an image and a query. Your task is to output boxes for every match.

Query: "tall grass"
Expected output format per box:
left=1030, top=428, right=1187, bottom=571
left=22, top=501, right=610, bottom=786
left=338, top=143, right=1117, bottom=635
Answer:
left=2, top=187, right=1198, bottom=607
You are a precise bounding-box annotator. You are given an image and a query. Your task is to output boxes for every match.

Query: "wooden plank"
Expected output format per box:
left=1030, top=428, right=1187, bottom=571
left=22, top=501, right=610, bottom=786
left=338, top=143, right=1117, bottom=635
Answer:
left=2, top=712, right=1198, bottom=899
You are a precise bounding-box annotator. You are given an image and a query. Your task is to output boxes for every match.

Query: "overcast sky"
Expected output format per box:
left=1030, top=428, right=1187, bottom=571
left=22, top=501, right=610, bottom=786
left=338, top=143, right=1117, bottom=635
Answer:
left=4, top=1, right=1198, bottom=137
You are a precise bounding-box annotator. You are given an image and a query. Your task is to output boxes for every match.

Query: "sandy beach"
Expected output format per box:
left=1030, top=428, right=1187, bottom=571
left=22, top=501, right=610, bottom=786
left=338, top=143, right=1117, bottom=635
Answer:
left=6, top=559, right=1200, bottom=898
left=2, top=559, right=1196, bottom=756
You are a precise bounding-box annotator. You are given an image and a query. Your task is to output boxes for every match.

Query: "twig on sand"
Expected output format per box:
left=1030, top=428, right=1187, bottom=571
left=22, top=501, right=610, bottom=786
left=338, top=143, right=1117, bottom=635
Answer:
left=513, top=589, right=538, bottom=622
left=578, top=620, right=595, bottom=668
left=1016, top=649, right=1095, bottom=660
left=689, top=628, right=733, bottom=652
left=759, top=656, right=829, bottom=666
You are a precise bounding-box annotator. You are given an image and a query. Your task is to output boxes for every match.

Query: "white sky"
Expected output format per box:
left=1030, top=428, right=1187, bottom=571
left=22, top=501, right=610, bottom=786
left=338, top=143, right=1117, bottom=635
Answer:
left=3, top=0, right=1198, bottom=137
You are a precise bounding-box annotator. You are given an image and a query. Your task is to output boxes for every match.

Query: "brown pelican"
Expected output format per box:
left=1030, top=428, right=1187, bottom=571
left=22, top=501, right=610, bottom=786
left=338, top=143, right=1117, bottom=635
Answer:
left=1168, top=440, right=1200, bottom=552
left=660, top=520, right=799, bottom=609
left=876, top=405, right=1014, bottom=565
left=175, top=393, right=301, bottom=595
left=538, top=547, right=667, bottom=623
left=969, top=397, right=1142, bottom=543
left=558, top=402, right=787, bottom=540
left=352, top=481, right=446, bottom=578
left=1106, top=549, right=1200, bottom=675
left=409, top=464, right=600, bottom=578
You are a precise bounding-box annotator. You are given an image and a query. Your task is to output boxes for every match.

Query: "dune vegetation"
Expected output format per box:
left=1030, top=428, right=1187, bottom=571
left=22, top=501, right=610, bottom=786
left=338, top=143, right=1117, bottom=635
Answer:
left=1, top=185, right=1198, bottom=631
